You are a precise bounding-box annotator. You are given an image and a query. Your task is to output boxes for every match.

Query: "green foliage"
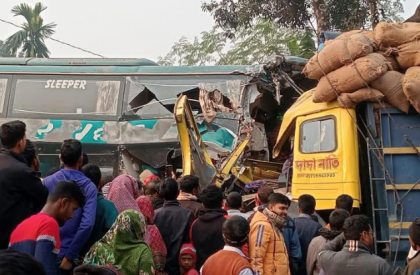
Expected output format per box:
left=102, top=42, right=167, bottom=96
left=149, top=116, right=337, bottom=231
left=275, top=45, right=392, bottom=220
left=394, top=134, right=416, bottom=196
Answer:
left=327, top=0, right=404, bottom=30
left=158, top=19, right=316, bottom=66
left=0, top=41, right=12, bottom=57
left=202, top=0, right=404, bottom=33
left=4, top=2, right=56, bottom=58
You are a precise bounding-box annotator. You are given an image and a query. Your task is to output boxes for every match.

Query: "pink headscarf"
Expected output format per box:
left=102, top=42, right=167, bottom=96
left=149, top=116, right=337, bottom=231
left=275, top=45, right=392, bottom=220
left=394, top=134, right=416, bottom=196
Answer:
left=108, top=175, right=140, bottom=213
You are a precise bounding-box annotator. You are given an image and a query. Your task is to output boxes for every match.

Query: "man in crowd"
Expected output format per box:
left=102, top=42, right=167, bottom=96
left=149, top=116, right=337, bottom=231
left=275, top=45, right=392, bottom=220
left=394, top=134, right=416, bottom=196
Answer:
left=9, top=180, right=85, bottom=275
left=155, top=178, right=194, bottom=275
left=325, top=194, right=354, bottom=231
left=21, top=139, right=40, bottom=173
left=226, top=192, right=251, bottom=220
left=145, top=178, right=164, bottom=210
left=0, top=121, right=48, bottom=249
left=190, top=185, right=228, bottom=270
left=249, top=186, right=301, bottom=274
left=294, top=194, right=322, bottom=275
left=405, top=219, right=420, bottom=275
left=43, top=139, right=97, bottom=274
left=319, top=215, right=393, bottom=275
left=201, top=216, right=253, bottom=275
left=336, top=194, right=354, bottom=214
left=249, top=193, right=290, bottom=275
left=306, top=209, right=350, bottom=275
left=80, top=164, right=118, bottom=257
left=178, top=175, right=202, bottom=218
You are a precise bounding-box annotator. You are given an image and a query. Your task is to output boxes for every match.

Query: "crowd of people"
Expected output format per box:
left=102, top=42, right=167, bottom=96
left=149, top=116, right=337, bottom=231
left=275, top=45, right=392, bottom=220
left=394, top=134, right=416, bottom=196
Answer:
left=1, top=120, right=420, bottom=275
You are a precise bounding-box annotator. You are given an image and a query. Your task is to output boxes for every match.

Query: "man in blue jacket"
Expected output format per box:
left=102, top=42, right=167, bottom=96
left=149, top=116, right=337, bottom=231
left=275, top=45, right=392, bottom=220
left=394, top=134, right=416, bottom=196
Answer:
left=43, top=139, right=97, bottom=274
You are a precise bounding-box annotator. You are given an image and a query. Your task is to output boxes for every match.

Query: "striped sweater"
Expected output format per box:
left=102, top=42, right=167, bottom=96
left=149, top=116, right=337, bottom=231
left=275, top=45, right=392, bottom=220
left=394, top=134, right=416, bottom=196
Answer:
left=9, top=213, right=60, bottom=275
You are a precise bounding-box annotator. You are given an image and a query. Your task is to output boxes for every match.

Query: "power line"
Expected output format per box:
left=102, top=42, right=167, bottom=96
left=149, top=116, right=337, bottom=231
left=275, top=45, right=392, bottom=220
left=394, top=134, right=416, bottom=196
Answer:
left=0, top=18, right=105, bottom=58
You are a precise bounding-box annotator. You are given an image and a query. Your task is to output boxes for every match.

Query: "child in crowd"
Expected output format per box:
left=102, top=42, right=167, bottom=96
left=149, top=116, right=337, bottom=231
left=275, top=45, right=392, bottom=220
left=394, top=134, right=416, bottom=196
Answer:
left=179, top=244, right=199, bottom=275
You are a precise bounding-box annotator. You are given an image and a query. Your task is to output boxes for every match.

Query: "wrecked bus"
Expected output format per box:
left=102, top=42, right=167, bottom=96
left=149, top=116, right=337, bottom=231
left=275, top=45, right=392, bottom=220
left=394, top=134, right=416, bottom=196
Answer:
left=272, top=89, right=420, bottom=268
left=0, top=57, right=310, bottom=181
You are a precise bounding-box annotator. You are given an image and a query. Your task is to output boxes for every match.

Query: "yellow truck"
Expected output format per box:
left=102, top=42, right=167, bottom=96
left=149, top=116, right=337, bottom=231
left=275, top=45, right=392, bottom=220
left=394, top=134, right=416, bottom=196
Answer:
left=177, top=87, right=420, bottom=269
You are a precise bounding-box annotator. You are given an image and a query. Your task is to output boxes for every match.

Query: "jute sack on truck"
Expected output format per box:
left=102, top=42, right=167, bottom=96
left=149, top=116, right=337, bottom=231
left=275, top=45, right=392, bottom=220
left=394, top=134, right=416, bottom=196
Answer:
left=313, top=53, right=390, bottom=103
left=374, top=22, right=420, bottom=47
left=335, top=30, right=376, bottom=43
left=338, top=88, right=385, bottom=108
left=378, top=51, right=400, bottom=71
left=396, top=40, right=420, bottom=70
left=370, top=71, right=410, bottom=113
left=303, top=33, right=374, bottom=80
left=402, top=67, right=420, bottom=113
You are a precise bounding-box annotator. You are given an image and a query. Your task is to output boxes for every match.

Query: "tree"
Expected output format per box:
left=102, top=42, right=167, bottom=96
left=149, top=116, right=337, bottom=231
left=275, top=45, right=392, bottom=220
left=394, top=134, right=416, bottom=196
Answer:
left=0, top=41, right=12, bottom=57
left=158, top=19, right=316, bottom=66
left=4, top=2, right=56, bottom=58
left=202, top=0, right=404, bottom=37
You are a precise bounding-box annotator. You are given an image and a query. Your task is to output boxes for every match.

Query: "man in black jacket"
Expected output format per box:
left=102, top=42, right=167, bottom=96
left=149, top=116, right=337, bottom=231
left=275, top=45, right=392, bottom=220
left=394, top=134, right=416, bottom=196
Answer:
left=154, top=178, right=194, bottom=275
left=0, top=120, right=48, bottom=249
left=190, top=185, right=228, bottom=270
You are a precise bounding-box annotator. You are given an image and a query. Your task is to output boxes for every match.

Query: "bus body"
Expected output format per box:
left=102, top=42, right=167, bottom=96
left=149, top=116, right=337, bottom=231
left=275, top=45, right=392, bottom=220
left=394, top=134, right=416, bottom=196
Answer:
left=0, top=57, right=282, bottom=180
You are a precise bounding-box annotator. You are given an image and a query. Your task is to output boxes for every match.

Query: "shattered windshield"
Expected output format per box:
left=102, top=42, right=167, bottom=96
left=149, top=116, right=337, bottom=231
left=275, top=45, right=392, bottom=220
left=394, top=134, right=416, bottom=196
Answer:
left=123, top=75, right=249, bottom=119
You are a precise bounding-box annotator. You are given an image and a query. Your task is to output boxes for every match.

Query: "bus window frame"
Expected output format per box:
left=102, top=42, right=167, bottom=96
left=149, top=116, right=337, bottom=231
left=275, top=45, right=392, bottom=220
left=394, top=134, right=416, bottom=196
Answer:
left=299, top=115, right=337, bottom=154
left=0, top=75, right=12, bottom=118
left=7, top=74, right=126, bottom=121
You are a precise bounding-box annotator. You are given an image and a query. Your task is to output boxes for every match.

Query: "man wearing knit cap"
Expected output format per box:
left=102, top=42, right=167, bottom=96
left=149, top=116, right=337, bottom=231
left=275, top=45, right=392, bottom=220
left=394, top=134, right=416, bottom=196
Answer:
left=405, top=219, right=420, bottom=275
left=179, top=244, right=199, bottom=275
left=201, top=216, right=253, bottom=275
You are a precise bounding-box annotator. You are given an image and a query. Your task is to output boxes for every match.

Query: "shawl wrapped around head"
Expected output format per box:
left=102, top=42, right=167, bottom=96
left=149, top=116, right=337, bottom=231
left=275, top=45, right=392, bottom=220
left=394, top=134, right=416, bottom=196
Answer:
left=108, top=175, right=140, bottom=213
left=84, top=210, right=154, bottom=275
left=136, top=196, right=167, bottom=270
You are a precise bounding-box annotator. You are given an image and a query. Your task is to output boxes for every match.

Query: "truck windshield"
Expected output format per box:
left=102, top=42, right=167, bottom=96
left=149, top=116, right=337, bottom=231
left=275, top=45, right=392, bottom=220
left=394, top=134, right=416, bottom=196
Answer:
left=301, top=118, right=336, bottom=153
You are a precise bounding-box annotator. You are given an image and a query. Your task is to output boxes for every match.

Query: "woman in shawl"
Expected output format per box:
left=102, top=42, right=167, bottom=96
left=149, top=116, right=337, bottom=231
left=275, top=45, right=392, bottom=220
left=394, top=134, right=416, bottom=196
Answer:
left=108, top=175, right=140, bottom=213
left=137, top=196, right=167, bottom=273
left=84, top=210, right=154, bottom=275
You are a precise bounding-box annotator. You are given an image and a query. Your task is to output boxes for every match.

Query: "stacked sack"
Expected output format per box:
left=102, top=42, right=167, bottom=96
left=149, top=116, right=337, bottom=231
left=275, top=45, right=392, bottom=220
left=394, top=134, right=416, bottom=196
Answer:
left=303, top=22, right=420, bottom=114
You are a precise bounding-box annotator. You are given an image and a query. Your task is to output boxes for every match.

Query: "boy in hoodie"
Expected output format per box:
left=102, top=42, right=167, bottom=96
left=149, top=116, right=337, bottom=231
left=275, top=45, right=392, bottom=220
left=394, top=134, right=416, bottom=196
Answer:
left=306, top=209, right=350, bottom=275
left=190, top=185, right=228, bottom=270
left=43, top=139, right=97, bottom=274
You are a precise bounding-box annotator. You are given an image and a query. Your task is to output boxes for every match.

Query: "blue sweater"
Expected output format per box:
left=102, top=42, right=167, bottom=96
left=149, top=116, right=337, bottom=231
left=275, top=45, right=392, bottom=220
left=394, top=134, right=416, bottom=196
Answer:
left=43, top=169, right=97, bottom=261
left=283, top=216, right=302, bottom=275
left=294, top=214, right=322, bottom=275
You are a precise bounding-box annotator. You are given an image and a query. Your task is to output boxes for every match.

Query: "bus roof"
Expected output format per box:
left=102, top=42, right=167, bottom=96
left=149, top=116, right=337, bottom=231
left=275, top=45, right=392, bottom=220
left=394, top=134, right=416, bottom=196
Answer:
left=0, top=58, right=158, bottom=66
left=0, top=58, right=259, bottom=75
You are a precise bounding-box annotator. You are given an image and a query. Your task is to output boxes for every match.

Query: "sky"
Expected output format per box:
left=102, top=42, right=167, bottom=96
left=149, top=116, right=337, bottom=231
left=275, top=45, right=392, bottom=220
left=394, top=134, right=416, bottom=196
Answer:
left=0, top=0, right=418, bottom=61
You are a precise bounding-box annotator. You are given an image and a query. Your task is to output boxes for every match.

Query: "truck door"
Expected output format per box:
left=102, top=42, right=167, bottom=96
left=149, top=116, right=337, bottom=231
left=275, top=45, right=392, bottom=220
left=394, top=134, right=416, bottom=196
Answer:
left=292, top=108, right=360, bottom=210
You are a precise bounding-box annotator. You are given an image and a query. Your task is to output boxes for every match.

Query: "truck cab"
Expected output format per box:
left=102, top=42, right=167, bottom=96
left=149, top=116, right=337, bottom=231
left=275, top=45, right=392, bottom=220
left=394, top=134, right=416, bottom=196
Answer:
left=272, top=89, right=360, bottom=210
left=273, top=88, right=420, bottom=268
